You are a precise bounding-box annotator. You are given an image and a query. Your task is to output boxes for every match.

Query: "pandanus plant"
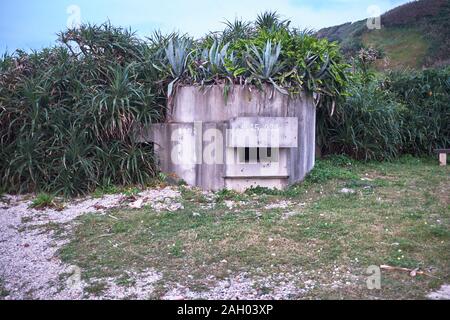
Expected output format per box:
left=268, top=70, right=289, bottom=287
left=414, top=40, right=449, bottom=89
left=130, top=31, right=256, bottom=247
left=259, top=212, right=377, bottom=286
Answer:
left=222, top=19, right=253, bottom=42
left=255, top=11, right=291, bottom=31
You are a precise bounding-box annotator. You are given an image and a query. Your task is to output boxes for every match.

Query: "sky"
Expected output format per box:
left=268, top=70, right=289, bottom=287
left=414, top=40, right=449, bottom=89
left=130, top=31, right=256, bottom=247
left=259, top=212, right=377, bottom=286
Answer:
left=0, top=0, right=410, bottom=53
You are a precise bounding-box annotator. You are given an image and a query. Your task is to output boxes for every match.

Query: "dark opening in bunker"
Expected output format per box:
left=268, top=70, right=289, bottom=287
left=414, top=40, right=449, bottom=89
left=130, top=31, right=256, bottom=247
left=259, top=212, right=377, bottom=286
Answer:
left=237, top=147, right=279, bottom=164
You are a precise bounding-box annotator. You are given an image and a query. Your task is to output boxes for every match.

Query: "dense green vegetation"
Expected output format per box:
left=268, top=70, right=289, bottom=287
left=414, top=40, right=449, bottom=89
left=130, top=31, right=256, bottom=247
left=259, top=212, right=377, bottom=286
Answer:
left=0, top=13, right=348, bottom=196
left=160, top=11, right=348, bottom=109
left=386, top=67, right=450, bottom=155
left=0, top=10, right=449, bottom=195
left=318, top=51, right=450, bottom=161
left=0, top=25, right=165, bottom=195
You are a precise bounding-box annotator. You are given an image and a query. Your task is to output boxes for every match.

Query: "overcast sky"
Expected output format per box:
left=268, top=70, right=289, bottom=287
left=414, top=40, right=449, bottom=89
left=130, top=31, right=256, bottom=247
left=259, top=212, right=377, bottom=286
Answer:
left=0, top=0, right=410, bottom=52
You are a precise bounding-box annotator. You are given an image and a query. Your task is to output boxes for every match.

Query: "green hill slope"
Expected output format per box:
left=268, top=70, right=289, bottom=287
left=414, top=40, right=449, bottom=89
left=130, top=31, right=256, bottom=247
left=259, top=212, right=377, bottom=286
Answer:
left=317, top=0, right=450, bottom=69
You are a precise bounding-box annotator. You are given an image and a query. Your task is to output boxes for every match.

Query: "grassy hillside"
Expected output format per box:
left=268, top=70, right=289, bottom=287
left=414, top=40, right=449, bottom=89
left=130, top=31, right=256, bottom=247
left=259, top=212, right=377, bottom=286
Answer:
left=362, top=28, right=430, bottom=69
left=317, top=0, right=450, bottom=69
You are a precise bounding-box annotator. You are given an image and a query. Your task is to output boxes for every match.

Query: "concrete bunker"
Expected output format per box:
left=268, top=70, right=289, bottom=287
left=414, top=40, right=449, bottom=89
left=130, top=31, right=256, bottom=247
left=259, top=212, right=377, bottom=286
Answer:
left=140, top=85, right=316, bottom=191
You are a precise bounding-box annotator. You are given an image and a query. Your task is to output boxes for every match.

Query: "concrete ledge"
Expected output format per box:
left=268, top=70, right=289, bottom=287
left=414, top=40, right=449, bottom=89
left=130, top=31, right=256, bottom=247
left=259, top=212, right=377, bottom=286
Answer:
left=172, top=85, right=306, bottom=122
left=225, top=178, right=289, bottom=192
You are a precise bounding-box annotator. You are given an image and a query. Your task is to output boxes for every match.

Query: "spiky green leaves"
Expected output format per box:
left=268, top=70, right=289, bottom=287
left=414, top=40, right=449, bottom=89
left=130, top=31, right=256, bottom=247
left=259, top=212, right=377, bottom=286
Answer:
left=246, top=40, right=282, bottom=80
left=245, top=40, right=288, bottom=94
left=202, top=40, right=231, bottom=76
left=165, top=38, right=192, bottom=79
left=163, top=37, right=193, bottom=98
left=255, top=11, right=291, bottom=32
left=0, top=24, right=164, bottom=196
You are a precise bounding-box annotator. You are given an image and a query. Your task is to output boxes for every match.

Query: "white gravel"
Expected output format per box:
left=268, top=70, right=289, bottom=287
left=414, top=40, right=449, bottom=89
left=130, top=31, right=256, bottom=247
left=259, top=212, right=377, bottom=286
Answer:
left=427, top=284, right=450, bottom=300
left=129, top=188, right=183, bottom=211
left=162, top=272, right=306, bottom=300
left=265, top=200, right=294, bottom=210
left=161, top=265, right=362, bottom=301
left=0, top=194, right=89, bottom=300
left=85, top=269, right=162, bottom=300
left=0, top=187, right=182, bottom=300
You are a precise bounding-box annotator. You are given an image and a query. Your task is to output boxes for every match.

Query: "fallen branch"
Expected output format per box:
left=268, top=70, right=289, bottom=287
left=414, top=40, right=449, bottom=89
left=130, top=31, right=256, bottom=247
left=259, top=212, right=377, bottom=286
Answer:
left=380, top=265, right=437, bottom=278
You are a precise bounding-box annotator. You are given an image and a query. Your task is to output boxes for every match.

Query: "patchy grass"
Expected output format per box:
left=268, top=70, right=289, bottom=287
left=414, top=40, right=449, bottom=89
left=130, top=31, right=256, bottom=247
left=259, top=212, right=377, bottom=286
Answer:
left=59, top=156, right=450, bottom=299
left=29, top=193, right=61, bottom=210
left=92, top=185, right=122, bottom=198
left=84, top=281, right=109, bottom=297
left=91, top=175, right=179, bottom=199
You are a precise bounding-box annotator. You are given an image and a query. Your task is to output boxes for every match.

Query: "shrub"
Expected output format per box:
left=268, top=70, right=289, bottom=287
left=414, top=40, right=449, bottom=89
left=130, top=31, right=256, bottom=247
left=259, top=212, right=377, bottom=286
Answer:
left=318, top=56, right=449, bottom=161
left=385, top=67, right=450, bottom=155
left=0, top=24, right=165, bottom=196
left=319, top=81, right=404, bottom=161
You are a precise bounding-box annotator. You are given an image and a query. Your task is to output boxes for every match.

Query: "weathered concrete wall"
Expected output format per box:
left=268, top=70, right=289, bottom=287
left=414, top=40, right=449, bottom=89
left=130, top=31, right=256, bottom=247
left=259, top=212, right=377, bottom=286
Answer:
left=140, top=85, right=315, bottom=191
left=172, top=85, right=295, bottom=122
left=288, top=92, right=316, bottom=184
left=140, top=122, right=226, bottom=190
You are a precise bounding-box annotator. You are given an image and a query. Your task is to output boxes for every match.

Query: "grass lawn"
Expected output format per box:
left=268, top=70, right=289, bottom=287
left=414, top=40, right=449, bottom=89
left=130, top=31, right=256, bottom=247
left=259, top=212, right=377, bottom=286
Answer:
left=59, top=156, right=449, bottom=299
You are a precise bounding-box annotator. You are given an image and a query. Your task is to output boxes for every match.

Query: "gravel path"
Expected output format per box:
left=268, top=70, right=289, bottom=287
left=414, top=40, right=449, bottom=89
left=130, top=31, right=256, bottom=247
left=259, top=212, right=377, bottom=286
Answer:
left=0, top=195, right=89, bottom=299
left=0, top=188, right=181, bottom=300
